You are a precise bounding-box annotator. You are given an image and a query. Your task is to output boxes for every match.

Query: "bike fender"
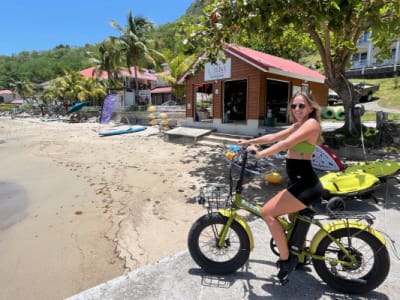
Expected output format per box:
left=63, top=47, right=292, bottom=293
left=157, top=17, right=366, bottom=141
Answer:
left=219, top=209, right=255, bottom=250
left=310, top=220, right=386, bottom=253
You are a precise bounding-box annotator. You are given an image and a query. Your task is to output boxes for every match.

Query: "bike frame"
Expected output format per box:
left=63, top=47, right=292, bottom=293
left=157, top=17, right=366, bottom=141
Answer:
left=216, top=146, right=385, bottom=266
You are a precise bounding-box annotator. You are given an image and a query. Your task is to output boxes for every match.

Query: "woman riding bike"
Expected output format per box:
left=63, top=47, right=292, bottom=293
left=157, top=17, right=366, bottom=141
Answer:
left=238, top=92, right=324, bottom=283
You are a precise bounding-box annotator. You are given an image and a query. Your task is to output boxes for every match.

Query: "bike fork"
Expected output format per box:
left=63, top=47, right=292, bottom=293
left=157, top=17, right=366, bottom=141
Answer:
left=216, top=211, right=237, bottom=248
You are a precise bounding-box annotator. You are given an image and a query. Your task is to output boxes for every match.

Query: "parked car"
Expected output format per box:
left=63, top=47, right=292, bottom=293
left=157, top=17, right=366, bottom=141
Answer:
left=353, top=82, right=380, bottom=102
left=328, top=90, right=342, bottom=106
left=327, top=82, right=380, bottom=106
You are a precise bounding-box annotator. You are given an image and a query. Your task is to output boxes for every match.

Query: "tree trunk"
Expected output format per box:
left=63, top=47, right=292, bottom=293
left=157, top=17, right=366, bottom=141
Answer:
left=330, top=76, right=362, bottom=136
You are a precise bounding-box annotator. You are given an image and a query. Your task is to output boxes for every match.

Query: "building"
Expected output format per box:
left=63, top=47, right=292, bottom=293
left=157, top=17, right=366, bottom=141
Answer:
left=346, top=32, right=400, bottom=78
left=0, top=90, right=14, bottom=103
left=178, top=44, right=328, bottom=136
left=79, top=67, right=171, bottom=109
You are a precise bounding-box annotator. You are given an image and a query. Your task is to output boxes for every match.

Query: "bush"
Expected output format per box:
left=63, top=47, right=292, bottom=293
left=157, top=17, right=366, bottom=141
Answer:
left=0, top=103, right=17, bottom=111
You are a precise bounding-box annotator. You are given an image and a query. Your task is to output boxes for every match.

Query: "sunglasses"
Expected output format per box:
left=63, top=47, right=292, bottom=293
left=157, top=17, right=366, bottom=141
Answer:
left=290, top=103, right=306, bottom=109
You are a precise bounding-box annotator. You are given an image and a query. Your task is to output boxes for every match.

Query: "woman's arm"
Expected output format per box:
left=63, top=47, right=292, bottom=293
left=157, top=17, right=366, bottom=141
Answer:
left=238, top=125, right=294, bottom=146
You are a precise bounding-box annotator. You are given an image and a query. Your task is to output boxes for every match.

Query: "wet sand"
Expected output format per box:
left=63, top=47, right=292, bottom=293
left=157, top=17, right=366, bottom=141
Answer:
left=0, top=116, right=227, bottom=299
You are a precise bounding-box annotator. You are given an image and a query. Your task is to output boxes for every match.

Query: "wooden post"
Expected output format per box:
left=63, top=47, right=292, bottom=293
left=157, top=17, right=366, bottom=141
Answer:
left=376, top=111, right=388, bottom=129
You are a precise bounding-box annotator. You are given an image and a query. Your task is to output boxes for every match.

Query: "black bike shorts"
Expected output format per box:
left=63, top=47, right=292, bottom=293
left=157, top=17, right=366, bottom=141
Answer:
left=286, top=159, right=323, bottom=206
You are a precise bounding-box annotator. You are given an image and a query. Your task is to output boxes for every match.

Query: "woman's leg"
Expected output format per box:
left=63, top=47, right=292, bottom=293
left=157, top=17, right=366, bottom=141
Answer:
left=261, top=189, right=306, bottom=260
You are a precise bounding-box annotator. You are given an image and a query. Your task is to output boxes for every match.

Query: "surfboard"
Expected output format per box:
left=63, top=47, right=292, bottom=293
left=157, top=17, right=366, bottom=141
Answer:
left=99, top=126, right=145, bottom=137
left=312, top=145, right=345, bottom=171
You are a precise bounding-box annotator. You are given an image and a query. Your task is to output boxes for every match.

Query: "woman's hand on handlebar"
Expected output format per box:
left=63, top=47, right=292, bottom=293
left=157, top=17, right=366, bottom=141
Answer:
left=237, top=139, right=259, bottom=155
left=246, top=145, right=258, bottom=155
left=237, top=139, right=248, bottom=146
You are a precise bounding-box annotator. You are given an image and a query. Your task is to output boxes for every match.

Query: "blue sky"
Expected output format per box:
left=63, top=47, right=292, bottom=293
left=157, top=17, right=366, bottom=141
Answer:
left=1, top=0, right=194, bottom=56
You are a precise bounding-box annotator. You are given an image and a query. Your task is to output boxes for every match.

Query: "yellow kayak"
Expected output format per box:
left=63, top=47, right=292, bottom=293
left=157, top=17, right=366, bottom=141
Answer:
left=345, top=160, right=400, bottom=179
left=320, top=171, right=380, bottom=197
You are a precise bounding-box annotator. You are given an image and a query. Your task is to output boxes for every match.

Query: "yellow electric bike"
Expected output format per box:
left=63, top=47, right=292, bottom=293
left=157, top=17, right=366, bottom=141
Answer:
left=187, top=145, right=390, bottom=294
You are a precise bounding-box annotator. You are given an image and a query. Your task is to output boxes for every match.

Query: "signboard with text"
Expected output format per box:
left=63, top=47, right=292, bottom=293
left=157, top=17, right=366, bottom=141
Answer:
left=205, top=58, right=231, bottom=81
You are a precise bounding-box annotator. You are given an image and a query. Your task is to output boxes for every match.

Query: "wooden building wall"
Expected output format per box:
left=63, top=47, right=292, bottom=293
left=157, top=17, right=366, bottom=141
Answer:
left=184, top=53, right=328, bottom=121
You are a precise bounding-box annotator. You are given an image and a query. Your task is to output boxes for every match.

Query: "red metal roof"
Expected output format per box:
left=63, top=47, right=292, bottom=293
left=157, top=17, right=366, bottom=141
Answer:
left=0, top=89, right=13, bottom=95
left=179, top=44, right=326, bottom=84
left=11, top=99, right=23, bottom=104
left=79, top=67, right=108, bottom=79
left=79, top=67, right=158, bottom=81
left=226, top=44, right=325, bottom=83
left=151, top=87, right=172, bottom=94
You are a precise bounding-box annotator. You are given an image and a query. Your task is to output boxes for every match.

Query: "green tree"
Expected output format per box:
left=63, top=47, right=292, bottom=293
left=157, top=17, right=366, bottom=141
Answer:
left=42, top=77, right=67, bottom=104
left=9, top=79, right=34, bottom=100
left=158, top=52, right=196, bottom=104
left=109, top=10, right=166, bottom=102
left=90, top=40, right=123, bottom=87
left=81, top=77, right=107, bottom=106
left=62, top=71, right=86, bottom=103
left=185, top=0, right=400, bottom=135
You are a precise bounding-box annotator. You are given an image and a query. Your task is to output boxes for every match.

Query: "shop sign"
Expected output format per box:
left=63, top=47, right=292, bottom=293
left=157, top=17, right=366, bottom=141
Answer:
left=205, top=58, right=231, bottom=81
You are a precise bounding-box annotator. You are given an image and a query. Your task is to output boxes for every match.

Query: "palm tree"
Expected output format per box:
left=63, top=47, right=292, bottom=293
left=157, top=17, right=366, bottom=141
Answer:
left=81, top=77, right=107, bottom=106
left=158, top=53, right=196, bottom=104
left=9, top=79, right=34, bottom=100
left=62, top=71, right=86, bottom=103
left=43, top=77, right=67, bottom=104
left=90, top=39, right=123, bottom=88
left=109, top=10, right=166, bottom=103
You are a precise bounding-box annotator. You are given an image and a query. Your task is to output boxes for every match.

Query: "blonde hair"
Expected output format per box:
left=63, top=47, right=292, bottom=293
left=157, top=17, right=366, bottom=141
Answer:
left=288, top=92, right=324, bottom=144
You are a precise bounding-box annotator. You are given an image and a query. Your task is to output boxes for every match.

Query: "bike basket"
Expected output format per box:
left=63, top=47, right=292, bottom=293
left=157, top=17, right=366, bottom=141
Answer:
left=198, top=183, right=231, bottom=209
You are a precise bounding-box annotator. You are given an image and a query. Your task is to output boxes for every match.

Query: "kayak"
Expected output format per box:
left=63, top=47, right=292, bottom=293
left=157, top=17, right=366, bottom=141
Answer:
left=344, top=160, right=400, bottom=179
left=320, top=171, right=380, bottom=198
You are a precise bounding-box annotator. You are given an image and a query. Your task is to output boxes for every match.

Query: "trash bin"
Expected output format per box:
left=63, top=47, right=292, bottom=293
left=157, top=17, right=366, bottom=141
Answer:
left=265, top=117, right=275, bottom=126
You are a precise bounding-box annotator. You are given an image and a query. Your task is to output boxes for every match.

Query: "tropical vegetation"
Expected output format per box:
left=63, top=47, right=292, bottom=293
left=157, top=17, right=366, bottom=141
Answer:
left=184, top=0, right=400, bottom=135
left=0, top=0, right=399, bottom=133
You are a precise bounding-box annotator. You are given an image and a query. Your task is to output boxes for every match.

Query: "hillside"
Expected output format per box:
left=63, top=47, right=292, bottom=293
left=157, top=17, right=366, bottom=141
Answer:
left=0, top=0, right=206, bottom=90
left=357, top=77, right=400, bottom=110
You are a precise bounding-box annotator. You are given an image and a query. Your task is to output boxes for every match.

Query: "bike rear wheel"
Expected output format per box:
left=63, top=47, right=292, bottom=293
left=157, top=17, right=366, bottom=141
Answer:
left=187, top=213, right=250, bottom=274
left=312, top=228, right=390, bottom=294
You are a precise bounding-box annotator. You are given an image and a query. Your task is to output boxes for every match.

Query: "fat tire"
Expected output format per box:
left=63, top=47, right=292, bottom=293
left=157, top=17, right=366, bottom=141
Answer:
left=312, top=228, right=390, bottom=294
left=188, top=213, right=250, bottom=274
left=326, top=196, right=345, bottom=212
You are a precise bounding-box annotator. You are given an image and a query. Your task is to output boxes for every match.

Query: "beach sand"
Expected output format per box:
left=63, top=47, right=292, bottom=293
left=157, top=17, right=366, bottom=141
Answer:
left=0, top=116, right=242, bottom=299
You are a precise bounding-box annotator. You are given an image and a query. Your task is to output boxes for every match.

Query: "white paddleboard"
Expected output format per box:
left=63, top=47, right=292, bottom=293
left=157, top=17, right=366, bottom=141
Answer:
left=312, top=145, right=344, bottom=171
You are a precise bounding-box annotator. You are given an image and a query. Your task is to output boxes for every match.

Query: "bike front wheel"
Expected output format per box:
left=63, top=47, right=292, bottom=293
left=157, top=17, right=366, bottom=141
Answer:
left=187, top=213, right=250, bottom=274
left=312, top=228, right=390, bottom=294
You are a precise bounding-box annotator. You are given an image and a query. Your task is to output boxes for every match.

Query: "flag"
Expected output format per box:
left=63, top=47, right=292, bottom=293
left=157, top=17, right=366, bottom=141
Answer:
left=100, top=94, right=117, bottom=124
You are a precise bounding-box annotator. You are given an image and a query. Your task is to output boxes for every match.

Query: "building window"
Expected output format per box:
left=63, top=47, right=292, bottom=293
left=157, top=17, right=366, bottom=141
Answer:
left=223, top=80, right=247, bottom=123
left=194, top=83, right=213, bottom=122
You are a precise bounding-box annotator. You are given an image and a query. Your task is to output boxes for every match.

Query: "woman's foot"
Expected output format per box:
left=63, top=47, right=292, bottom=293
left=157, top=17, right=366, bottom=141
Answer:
left=276, top=254, right=298, bottom=284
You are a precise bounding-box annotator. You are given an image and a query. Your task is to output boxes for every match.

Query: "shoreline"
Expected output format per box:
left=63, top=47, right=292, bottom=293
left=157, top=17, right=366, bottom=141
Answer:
left=1, top=115, right=398, bottom=299
left=0, top=117, right=218, bottom=299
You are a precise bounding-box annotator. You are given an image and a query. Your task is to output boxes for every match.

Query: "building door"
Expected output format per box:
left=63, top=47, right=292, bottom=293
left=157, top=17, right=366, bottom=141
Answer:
left=194, top=83, right=213, bottom=122
left=266, top=79, right=290, bottom=124
left=223, top=80, right=247, bottom=123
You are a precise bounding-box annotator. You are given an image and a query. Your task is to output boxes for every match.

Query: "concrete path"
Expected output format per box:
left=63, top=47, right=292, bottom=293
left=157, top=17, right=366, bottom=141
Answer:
left=68, top=175, right=400, bottom=300
left=67, top=100, right=400, bottom=299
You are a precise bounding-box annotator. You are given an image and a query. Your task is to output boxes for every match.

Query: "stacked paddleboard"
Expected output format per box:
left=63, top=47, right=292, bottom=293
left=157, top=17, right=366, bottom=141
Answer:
left=99, top=126, right=145, bottom=136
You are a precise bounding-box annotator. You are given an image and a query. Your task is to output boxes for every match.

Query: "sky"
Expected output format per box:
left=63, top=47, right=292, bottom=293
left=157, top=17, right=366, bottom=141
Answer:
left=0, top=0, right=194, bottom=56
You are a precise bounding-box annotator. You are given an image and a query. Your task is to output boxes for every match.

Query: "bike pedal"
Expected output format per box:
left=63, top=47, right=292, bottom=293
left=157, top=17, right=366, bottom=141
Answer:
left=280, top=278, right=289, bottom=285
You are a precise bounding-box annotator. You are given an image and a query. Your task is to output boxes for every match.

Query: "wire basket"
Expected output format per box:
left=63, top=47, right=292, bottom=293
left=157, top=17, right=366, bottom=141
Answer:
left=198, top=183, right=232, bottom=210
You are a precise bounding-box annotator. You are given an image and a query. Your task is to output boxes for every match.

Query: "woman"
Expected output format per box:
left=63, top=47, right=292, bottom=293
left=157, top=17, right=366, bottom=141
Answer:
left=238, top=92, right=324, bottom=283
